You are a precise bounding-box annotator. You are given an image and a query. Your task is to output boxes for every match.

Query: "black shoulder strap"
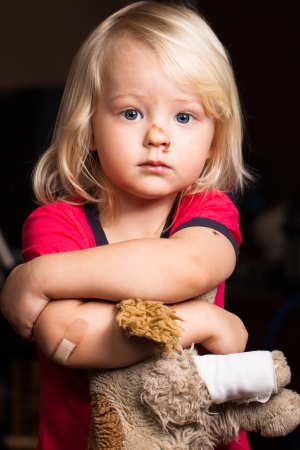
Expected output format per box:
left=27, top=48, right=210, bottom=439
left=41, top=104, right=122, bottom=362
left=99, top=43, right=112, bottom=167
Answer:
left=160, top=200, right=177, bottom=238
left=83, top=203, right=108, bottom=247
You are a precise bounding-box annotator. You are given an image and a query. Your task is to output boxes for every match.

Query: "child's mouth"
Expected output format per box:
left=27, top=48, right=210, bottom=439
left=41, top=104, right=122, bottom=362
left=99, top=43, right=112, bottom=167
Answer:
left=138, top=160, right=171, bottom=173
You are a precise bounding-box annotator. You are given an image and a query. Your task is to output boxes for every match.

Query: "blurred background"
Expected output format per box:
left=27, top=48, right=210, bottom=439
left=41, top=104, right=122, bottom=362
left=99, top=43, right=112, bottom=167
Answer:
left=0, top=0, right=299, bottom=448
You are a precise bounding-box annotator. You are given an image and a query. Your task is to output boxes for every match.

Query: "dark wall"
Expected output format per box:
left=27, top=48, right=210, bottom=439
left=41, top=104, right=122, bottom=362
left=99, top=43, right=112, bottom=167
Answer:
left=0, top=0, right=118, bottom=89
left=197, top=1, right=299, bottom=204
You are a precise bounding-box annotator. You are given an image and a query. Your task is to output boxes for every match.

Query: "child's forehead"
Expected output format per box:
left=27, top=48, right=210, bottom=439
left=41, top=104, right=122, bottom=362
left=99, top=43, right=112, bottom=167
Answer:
left=107, top=36, right=158, bottom=66
left=110, top=38, right=156, bottom=63
left=102, top=35, right=198, bottom=90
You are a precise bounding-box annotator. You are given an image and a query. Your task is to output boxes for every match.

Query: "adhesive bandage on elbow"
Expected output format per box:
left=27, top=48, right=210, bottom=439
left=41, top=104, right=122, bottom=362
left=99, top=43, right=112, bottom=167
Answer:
left=193, top=351, right=277, bottom=404
left=52, top=318, right=88, bottom=365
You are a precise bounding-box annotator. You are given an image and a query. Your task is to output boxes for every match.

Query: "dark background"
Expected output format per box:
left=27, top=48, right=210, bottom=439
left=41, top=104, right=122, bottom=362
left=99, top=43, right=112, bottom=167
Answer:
left=0, top=1, right=299, bottom=449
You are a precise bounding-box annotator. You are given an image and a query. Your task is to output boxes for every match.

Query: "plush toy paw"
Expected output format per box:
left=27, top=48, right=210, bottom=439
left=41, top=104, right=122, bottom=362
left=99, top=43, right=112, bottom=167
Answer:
left=238, top=388, right=300, bottom=437
left=271, top=350, right=291, bottom=388
left=261, top=389, right=300, bottom=437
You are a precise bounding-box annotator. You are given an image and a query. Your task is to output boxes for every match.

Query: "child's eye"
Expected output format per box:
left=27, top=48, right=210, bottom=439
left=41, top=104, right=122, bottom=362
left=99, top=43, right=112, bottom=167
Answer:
left=175, top=113, right=194, bottom=124
left=121, top=109, right=142, bottom=121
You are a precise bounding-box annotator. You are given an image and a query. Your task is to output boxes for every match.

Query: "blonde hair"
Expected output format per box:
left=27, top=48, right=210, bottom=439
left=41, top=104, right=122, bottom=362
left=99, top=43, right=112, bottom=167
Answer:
left=33, top=1, right=249, bottom=216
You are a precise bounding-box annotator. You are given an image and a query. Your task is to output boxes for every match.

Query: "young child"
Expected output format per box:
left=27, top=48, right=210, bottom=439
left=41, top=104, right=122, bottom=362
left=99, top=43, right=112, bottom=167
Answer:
left=0, top=2, right=254, bottom=449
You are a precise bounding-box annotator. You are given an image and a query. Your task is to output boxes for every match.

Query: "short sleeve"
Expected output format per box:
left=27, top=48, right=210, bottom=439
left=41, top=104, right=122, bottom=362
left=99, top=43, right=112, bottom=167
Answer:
left=170, top=191, right=242, bottom=257
left=22, top=202, right=96, bottom=262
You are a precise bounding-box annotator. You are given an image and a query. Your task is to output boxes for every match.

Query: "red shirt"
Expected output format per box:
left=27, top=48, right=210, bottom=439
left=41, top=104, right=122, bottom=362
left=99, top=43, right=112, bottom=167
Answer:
left=22, top=191, right=249, bottom=450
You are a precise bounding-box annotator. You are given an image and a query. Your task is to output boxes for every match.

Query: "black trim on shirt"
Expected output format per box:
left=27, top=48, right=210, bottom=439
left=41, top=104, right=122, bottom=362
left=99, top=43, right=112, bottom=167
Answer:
left=172, top=217, right=239, bottom=258
left=160, top=200, right=178, bottom=239
left=83, top=203, right=108, bottom=246
left=83, top=202, right=238, bottom=257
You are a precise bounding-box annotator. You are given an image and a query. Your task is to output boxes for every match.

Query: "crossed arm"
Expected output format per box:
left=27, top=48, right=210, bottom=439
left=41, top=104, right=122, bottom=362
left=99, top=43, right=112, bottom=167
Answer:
left=0, top=226, right=248, bottom=368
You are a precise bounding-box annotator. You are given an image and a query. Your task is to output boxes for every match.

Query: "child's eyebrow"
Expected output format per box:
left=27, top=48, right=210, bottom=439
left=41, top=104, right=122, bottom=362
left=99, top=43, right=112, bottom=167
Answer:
left=176, top=99, right=203, bottom=106
left=109, top=93, right=146, bottom=102
left=109, top=94, right=202, bottom=106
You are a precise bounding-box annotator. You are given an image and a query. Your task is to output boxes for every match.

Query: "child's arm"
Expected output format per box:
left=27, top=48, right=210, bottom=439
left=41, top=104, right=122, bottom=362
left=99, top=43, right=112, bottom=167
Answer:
left=32, top=296, right=248, bottom=368
left=1, top=226, right=236, bottom=340
left=36, top=227, right=236, bottom=302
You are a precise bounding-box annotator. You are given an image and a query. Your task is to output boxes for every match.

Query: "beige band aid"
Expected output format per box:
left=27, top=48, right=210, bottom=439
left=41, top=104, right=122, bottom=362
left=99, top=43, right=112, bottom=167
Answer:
left=52, top=318, right=88, bottom=365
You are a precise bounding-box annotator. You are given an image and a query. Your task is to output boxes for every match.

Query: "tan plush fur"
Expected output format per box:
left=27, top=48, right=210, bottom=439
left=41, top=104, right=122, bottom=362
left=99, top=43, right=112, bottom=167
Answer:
left=88, top=295, right=300, bottom=449
left=116, top=299, right=184, bottom=354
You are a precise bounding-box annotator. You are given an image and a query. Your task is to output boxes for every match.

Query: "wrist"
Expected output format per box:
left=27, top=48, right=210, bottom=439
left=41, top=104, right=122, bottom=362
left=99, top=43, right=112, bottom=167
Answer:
left=196, top=302, right=237, bottom=354
left=199, top=301, right=221, bottom=343
left=177, top=300, right=218, bottom=348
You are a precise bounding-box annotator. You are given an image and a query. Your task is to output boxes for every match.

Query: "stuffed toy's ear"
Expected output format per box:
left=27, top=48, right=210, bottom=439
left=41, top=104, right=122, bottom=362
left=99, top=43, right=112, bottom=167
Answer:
left=115, top=287, right=218, bottom=353
left=116, top=299, right=184, bottom=353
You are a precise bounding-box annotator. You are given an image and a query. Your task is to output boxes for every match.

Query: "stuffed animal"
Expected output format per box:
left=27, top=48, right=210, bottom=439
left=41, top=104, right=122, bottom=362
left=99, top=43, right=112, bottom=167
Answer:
left=88, top=295, right=300, bottom=450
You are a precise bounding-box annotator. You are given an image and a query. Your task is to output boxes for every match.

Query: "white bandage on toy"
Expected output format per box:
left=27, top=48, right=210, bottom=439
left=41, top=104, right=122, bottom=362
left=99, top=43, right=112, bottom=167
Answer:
left=52, top=318, right=88, bottom=365
left=193, top=351, right=277, bottom=404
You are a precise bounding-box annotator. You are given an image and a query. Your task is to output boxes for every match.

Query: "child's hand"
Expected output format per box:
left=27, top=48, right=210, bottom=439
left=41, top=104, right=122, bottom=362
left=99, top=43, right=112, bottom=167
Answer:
left=176, top=299, right=248, bottom=355
left=0, top=262, right=50, bottom=341
left=199, top=302, right=248, bottom=355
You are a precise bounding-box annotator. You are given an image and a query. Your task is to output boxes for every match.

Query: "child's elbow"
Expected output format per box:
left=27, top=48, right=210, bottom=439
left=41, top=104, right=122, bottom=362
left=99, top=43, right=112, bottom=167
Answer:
left=236, top=321, right=248, bottom=353
left=33, top=322, right=58, bottom=360
left=34, top=327, right=74, bottom=366
left=33, top=312, right=66, bottom=361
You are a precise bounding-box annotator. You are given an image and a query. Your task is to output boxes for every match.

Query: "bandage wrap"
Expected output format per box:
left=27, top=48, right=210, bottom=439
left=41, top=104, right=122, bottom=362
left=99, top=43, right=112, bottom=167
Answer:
left=193, top=351, right=277, bottom=404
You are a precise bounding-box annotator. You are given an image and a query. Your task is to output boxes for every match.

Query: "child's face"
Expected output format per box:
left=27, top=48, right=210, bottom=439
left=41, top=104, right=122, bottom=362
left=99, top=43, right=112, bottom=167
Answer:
left=91, top=41, right=214, bottom=203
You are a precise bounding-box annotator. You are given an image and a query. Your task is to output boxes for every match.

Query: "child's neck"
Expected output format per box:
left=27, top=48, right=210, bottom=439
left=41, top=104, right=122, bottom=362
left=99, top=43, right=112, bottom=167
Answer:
left=100, top=193, right=177, bottom=244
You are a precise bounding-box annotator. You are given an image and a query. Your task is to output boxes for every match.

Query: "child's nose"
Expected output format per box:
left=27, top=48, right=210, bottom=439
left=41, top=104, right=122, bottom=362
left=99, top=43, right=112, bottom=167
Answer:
left=143, top=124, right=170, bottom=152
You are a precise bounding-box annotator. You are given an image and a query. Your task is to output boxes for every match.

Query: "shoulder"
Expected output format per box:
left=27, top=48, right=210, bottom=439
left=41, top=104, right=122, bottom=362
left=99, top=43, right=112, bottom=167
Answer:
left=23, top=201, right=86, bottom=230
left=22, top=201, right=95, bottom=261
left=170, top=191, right=241, bottom=246
left=175, top=191, right=239, bottom=222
